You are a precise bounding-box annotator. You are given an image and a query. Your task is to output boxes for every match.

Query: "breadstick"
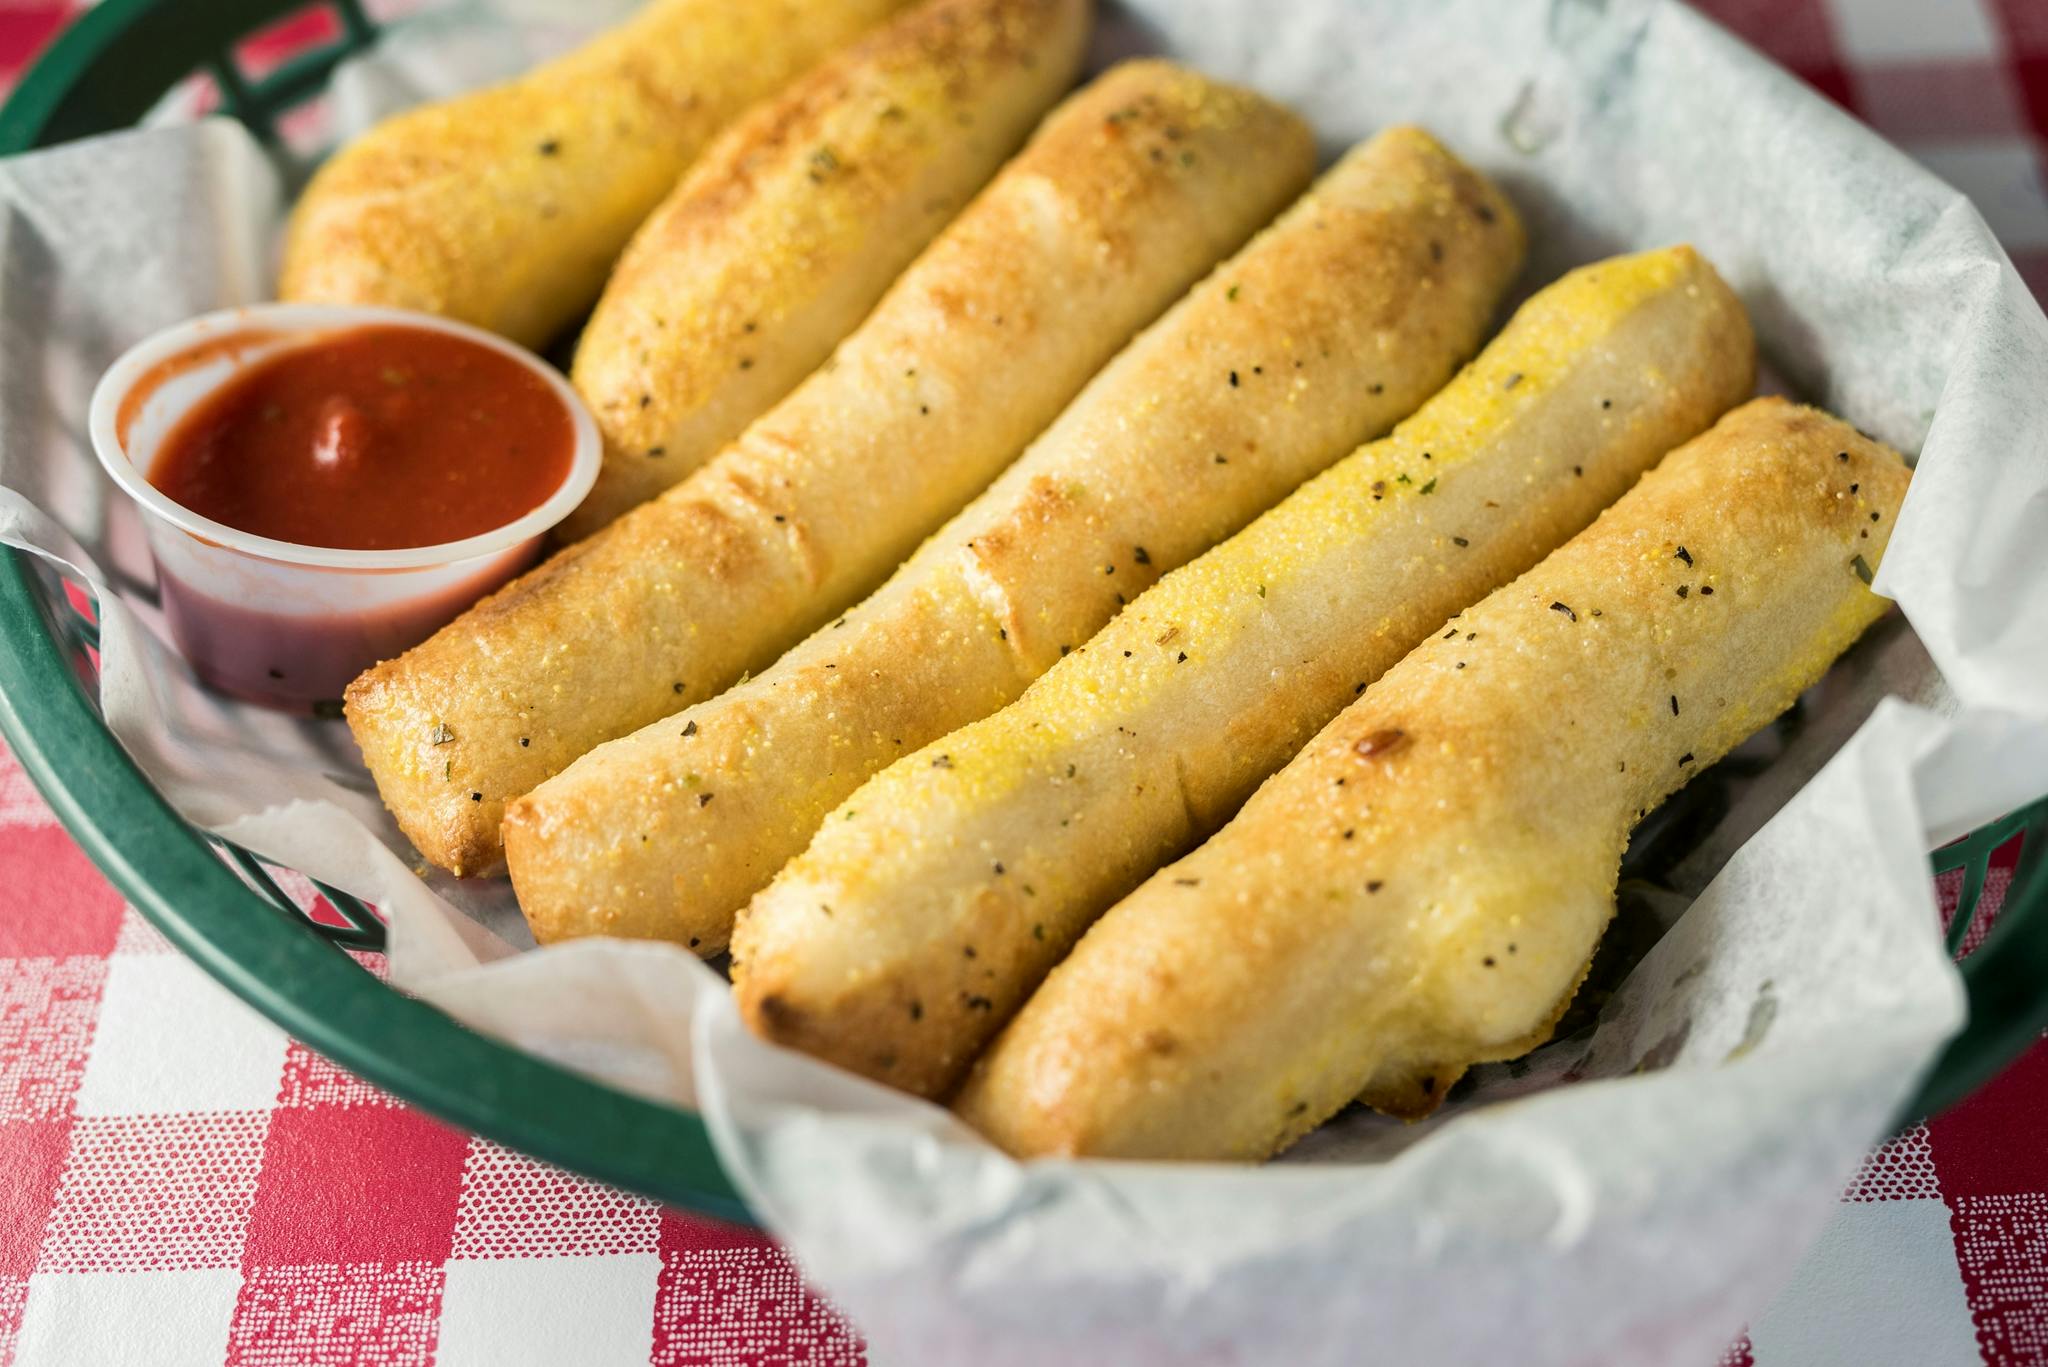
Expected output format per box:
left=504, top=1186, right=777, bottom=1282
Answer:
left=732, top=246, right=1755, bottom=1098
left=507, top=126, right=1525, bottom=951
left=956, top=397, right=1909, bottom=1159
left=346, top=62, right=1314, bottom=876
left=280, top=0, right=912, bottom=348
left=560, top=0, right=1092, bottom=538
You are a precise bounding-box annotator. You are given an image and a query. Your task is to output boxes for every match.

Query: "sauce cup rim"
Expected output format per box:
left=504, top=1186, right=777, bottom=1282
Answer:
left=87, top=302, right=602, bottom=570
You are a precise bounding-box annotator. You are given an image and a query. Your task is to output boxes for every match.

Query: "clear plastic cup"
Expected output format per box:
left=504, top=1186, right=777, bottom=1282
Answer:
left=88, top=304, right=599, bottom=711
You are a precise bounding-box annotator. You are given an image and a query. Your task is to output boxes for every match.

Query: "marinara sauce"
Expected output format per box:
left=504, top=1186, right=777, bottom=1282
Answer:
left=148, top=324, right=575, bottom=550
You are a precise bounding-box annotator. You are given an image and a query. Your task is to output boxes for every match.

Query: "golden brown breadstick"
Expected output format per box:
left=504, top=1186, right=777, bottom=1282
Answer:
left=507, top=126, right=1525, bottom=951
left=346, top=62, right=1315, bottom=876
left=732, top=246, right=1756, bottom=1098
left=560, top=0, right=1092, bottom=538
left=956, top=397, right=1910, bottom=1160
left=280, top=0, right=912, bottom=347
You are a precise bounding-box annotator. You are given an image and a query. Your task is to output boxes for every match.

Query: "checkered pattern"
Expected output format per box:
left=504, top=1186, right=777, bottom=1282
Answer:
left=0, top=0, right=2045, bottom=1362
left=0, top=738, right=866, bottom=1365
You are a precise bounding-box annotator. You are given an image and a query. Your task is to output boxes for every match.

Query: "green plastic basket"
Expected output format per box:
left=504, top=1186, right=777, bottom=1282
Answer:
left=0, top=0, right=2042, bottom=1226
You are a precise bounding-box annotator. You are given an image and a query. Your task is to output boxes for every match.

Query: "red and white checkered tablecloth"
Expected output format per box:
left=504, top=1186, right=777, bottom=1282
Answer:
left=1, top=0, right=2046, bottom=1363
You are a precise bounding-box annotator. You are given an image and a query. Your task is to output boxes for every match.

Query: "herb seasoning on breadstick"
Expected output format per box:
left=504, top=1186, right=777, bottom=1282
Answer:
left=561, top=0, right=1093, bottom=538
left=508, top=126, right=1525, bottom=951
left=281, top=0, right=914, bottom=347
left=955, top=397, right=1910, bottom=1160
left=732, top=246, right=1755, bottom=1098
left=347, top=62, right=1315, bottom=876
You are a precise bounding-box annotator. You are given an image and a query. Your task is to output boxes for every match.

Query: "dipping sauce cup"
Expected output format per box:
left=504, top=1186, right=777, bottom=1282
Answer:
left=89, top=304, right=599, bottom=711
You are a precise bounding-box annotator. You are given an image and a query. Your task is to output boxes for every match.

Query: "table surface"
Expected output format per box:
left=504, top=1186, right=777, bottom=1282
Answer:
left=1, top=0, right=2046, bottom=1363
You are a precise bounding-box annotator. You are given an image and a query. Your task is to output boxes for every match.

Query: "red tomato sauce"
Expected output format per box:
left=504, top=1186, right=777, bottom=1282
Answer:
left=148, top=324, right=575, bottom=550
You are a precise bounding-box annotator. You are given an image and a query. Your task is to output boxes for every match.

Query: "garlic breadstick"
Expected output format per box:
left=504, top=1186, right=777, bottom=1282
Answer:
left=733, top=246, right=1755, bottom=1098
left=508, top=126, right=1525, bottom=951
left=561, top=0, right=1092, bottom=538
left=347, top=62, right=1315, bottom=876
left=280, top=0, right=912, bottom=348
left=956, top=398, right=1910, bottom=1160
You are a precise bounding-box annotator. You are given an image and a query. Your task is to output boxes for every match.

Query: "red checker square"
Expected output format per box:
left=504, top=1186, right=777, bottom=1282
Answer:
left=0, top=956, right=105, bottom=1122
left=1687, top=0, right=1859, bottom=114
left=654, top=1239, right=864, bottom=1367
left=0, top=6, right=75, bottom=81
left=1929, top=1033, right=2048, bottom=1198
left=660, top=1205, right=781, bottom=1256
left=0, top=1119, right=74, bottom=1278
left=0, top=827, right=125, bottom=958
left=275, top=1040, right=395, bottom=1111
left=1949, top=1193, right=2048, bottom=1364
left=1691, top=0, right=1841, bottom=68
left=2014, top=248, right=2048, bottom=311
left=1989, top=0, right=2048, bottom=59
left=2014, top=56, right=2048, bottom=143
left=37, top=1112, right=268, bottom=1272
left=242, top=1101, right=469, bottom=1268
left=226, top=1259, right=442, bottom=1367
left=656, top=1213, right=862, bottom=1367
left=1850, top=59, right=2029, bottom=141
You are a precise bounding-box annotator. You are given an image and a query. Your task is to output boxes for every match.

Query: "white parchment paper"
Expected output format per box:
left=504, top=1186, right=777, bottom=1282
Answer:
left=4, top=1, right=2047, bottom=1362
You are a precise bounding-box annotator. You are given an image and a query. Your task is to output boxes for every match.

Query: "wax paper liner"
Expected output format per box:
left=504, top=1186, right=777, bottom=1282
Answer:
left=2, top=1, right=2046, bottom=1362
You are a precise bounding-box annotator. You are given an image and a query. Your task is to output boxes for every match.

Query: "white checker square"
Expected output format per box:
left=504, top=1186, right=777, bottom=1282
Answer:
left=436, top=1255, right=660, bottom=1367
left=73, top=953, right=287, bottom=1117
left=452, top=1140, right=659, bottom=1260
left=16, top=1268, right=242, bottom=1367
left=1827, top=0, right=2002, bottom=62
left=1748, top=1197, right=1981, bottom=1367
left=37, top=1113, right=268, bottom=1273
left=1912, top=139, right=2048, bottom=252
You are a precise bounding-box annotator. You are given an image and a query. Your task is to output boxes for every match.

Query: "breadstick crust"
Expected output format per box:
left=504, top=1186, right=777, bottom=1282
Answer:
left=508, top=126, right=1525, bottom=951
left=732, top=246, right=1755, bottom=1098
left=955, top=397, right=1910, bottom=1161
left=560, top=0, right=1092, bottom=539
left=279, top=0, right=912, bottom=347
left=347, top=62, right=1315, bottom=876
